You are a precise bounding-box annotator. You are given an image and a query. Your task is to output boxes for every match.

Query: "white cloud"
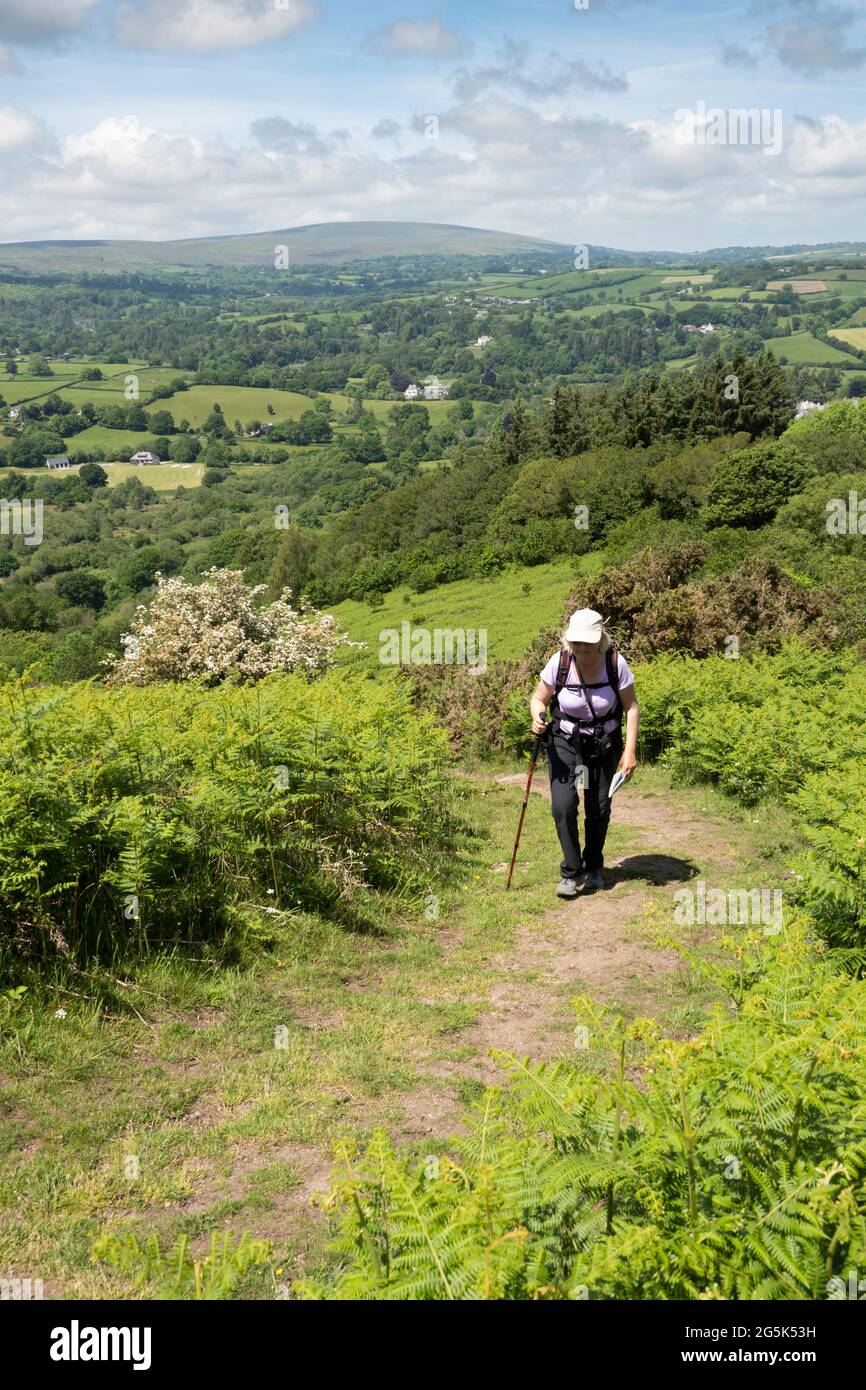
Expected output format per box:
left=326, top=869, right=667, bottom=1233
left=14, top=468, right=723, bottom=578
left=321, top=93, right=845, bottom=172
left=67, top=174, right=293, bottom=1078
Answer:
left=62, top=115, right=210, bottom=189
left=0, top=0, right=99, bottom=43
left=115, top=0, right=318, bottom=54
left=0, top=104, right=53, bottom=155
left=2, top=104, right=866, bottom=250
left=363, top=14, right=466, bottom=59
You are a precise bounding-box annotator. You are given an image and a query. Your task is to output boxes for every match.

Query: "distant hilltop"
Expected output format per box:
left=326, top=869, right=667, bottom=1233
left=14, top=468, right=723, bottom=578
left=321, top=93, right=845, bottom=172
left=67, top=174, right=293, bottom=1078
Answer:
left=0, top=221, right=865, bottom=275
left=0, top=221, right=571, bottom=274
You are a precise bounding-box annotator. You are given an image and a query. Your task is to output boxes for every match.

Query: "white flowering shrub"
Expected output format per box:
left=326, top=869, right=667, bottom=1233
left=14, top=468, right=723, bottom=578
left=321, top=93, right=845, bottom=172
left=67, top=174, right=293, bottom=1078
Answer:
left=105, top=568, right=351, bottom=685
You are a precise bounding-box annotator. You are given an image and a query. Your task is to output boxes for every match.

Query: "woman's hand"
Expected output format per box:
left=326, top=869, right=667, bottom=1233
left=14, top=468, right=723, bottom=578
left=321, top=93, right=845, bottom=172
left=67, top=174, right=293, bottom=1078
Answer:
left=619, top=751, right=637, bottom=781
left=531, top=712, right=548, bottom=737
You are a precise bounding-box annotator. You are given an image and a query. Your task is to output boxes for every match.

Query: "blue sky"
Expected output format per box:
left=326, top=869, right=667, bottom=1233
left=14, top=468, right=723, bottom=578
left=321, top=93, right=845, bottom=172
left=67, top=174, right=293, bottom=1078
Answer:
left=1, top=0, right=865, bottom=249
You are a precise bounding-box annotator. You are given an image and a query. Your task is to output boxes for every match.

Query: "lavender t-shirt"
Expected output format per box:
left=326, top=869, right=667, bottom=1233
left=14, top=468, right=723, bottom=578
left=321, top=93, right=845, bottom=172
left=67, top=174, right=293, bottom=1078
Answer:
left=540, top=650, right=634, bottom=738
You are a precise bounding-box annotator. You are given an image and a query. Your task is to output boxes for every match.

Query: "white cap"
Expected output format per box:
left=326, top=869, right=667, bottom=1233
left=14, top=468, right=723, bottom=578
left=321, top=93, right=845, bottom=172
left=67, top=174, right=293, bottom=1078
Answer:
left=565, top=608, right=605, bottom=644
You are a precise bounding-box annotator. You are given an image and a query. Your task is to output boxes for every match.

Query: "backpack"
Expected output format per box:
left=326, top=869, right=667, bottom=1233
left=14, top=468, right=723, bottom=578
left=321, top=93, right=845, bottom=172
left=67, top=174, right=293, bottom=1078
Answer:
left=551, top=645, right=623, bottom=731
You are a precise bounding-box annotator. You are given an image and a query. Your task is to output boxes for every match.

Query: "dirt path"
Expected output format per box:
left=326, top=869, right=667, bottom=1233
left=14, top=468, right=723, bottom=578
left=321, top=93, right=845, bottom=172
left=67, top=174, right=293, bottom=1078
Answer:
left=17, top=766, right=750, bottom=1295
left=407, top=772, right=739, bottom=1102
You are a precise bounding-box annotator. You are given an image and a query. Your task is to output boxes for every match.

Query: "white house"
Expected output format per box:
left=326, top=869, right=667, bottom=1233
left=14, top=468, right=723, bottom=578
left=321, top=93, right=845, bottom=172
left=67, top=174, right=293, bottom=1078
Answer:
left=8, top=406, right=23, bottom=422
left=131, top=450, right=160, bottom=465
left=403, top=383, right=420, bottom=399
left=45, top=455, right=71, bottom=470
left=475, top=335, right=493, bottom=347
left=794, top=400, right=827, bottom=420
left=424, top=382, right=449, bottom=400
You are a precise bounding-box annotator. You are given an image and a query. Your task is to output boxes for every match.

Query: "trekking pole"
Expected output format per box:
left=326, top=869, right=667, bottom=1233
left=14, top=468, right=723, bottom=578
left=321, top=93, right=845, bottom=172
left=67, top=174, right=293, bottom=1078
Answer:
left=505, top=724, right=548, bottom=890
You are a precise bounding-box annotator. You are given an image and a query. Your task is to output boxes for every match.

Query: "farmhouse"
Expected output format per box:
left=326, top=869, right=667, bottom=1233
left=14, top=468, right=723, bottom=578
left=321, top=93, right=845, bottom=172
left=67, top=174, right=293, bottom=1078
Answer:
left=403, top=384, right=420, bottom=399
left=475, top=335, right=493, bottom=346
left=130, top=450, right=160, bottom=465
left=45, top=455, right=72, bottom=471
left=423, top=382, right=449, bottom=400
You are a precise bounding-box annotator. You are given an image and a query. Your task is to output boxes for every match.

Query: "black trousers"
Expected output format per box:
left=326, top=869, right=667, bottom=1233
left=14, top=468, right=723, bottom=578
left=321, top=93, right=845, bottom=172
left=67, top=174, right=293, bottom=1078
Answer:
left=546, top=726, right=623, bottom=877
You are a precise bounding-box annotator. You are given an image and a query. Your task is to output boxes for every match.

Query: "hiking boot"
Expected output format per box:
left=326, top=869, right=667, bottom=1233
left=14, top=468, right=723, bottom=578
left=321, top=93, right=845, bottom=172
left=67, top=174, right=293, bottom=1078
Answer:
left=584, top=868, right=605, bottom=891
left=555, top=877, right=580, bottom=899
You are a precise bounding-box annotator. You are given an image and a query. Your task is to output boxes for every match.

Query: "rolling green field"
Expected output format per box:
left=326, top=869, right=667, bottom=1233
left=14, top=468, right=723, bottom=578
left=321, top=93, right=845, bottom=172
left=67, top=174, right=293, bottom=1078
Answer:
left=60, top=426, right=165, bottom=457
left=763, top=330, right=860, bottom=365
left=0, top=460, right=204, bottom=489
left=328, top=557, right=597, bottom=672
left=661, top=274, right=713, bottom=285
left=1, top=372, right=85, bottom=404
left=828, top=327, right=866, bottom=351
left=144, top=385, right=327, bottom=427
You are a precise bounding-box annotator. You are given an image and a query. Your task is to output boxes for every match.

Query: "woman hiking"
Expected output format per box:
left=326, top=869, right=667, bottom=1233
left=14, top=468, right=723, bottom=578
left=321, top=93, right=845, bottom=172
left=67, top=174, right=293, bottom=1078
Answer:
left=530, top=608, right=639, bottom=898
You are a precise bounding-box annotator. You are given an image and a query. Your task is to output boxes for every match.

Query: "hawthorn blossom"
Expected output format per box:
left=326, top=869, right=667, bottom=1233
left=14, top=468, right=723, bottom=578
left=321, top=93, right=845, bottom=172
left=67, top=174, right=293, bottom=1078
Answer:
left=104, top=569, right=353, bottom=686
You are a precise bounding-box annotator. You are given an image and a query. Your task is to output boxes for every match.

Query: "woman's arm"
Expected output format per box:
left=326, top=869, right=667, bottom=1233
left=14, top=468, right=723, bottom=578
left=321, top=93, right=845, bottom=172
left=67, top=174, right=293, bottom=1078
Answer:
left=530, top=679, right=553, bottom=736
left=620, top=684, right=639, bottom=778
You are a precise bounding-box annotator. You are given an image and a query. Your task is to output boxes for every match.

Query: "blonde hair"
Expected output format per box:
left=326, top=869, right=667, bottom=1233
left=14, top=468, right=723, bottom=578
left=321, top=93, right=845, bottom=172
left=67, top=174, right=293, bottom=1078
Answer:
left=560, top=627, right=612, bottom=655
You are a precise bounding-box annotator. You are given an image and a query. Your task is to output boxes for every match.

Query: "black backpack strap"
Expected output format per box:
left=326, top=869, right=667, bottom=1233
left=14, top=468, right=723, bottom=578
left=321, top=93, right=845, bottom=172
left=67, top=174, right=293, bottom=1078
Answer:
left=555, top=648, right=571, bottom=697
left=550, top=648, right=571, bottom=722
left=606, top=644, right=623, bottom=724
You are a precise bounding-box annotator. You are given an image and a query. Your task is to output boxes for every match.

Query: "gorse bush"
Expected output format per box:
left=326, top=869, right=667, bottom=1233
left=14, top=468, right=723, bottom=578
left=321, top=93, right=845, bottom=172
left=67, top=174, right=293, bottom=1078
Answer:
left=0, top=671, right=453, bottom=973
left=298, top=925, right=866, bottom=1300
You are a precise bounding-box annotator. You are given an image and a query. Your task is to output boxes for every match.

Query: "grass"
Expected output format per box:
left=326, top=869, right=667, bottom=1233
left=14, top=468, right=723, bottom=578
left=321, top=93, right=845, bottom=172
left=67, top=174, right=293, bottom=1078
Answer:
left=763, top=331, right=860, bottom=365
left=0, top=760, right=802, bottom=1298
left=661, top=275, right=713, bottom=285
left=328, top=558, right=585, bottom=673
left=59, top=426, right=165, bottom=457
left=828, top=327, right=866, bottom=352
left=0, top=461, right=204, bottom=489
left=143, top=386, right=331, bottom=428
left=135, top=385, right=464, bottom=431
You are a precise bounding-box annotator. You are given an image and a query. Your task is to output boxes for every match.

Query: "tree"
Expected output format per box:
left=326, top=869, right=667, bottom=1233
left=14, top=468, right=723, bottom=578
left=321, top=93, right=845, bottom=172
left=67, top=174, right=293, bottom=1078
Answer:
left=169, top=434, right=201, bottom=462
left=55, top=571, right=106, bottom=610
left=543, top=386, right=590, bottom=458
left=500, top=398, right=533, bottom=468
left=269, top=525, right=318, bottom=599
left=149, top=410, right=176, bottom=435
left=117, top=547, right=161, bottom=594
left=201, top=439, right=232, bottom=469
left=703, top=440, right=812, bottom=529
left=5, top=360, right=17, bottom=376
left=79, top=462, right=108, bottom=488
left=28, top=354, right=53, bottom=377
left=202, top=405, right=232, bottom=438
left=7, top=428, right=65, bottom=468
left=104, top=568, right=350, bottom=686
